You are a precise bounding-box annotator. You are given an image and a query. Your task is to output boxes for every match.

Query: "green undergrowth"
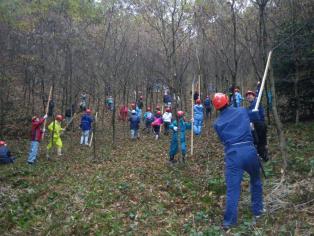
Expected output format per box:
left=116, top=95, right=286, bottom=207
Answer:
left=0, top=118, right=313, bottom=235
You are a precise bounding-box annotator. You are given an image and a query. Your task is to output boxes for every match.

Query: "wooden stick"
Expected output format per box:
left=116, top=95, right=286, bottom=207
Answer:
left=253, top=51, right=273, bottom=112
left=42, top=86, right=53, bottom=140
left=191, top=79, right=194, bottom=156
left=160, top=104, right=164, bottom=133
left=89, top=112, right=98, bottom=147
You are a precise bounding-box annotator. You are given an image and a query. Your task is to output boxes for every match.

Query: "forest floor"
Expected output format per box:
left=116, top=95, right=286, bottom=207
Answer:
left=0, top=112, right=313, bottom=235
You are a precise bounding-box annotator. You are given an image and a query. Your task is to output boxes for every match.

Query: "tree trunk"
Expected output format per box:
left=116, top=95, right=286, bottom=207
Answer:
left=270, top=66, right=288, bottom=170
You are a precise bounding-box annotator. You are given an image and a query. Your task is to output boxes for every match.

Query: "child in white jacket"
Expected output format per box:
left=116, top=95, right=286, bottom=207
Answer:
left=162, top=107, right=172, bottom=135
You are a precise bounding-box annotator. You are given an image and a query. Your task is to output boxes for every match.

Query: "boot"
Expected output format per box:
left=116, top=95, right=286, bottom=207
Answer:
left=57, top=148, right=62, bottom=156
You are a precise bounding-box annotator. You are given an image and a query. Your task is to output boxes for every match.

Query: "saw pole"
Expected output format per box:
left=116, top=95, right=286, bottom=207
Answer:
left=89, top=112, right=98, bottom=147
left=191, top=77, right=195, bottom=156
left=42, top=86, right=52, bottom=140
left=253, top=51, right=273, bottom=112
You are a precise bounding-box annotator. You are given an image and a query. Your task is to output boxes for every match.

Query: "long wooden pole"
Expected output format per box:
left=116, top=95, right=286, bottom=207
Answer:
left=253, top=51, right=273, bottom=111
left=191, top=78, right=195, bottom=156
left=42, top=86, right=53, bottom=140
left=89, top=112, right=98, bottom=147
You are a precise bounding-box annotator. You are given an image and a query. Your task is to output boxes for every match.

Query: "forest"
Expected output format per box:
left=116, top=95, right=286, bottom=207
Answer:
left=0, top=0, right=313, bottom=235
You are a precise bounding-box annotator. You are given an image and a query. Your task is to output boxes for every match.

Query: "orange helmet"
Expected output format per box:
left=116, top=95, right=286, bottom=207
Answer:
left=177, top=111, right=185, bottom=117
left=0, top=140, right=6, bottom=146
left=56, top=114, right=63, bottom=121
left=156, top=111, right=161, bottom=116
left=212, top=93, right=229, bottom=110
left=196, top=99, right=201, bottom=105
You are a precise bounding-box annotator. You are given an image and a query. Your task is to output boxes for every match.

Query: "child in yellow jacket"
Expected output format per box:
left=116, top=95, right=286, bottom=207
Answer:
left=46, top=115, right=64, bottom=158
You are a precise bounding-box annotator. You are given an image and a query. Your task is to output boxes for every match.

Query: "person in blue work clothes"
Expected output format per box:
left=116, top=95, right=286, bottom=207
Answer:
left=246, top=90, right=269, bottom=162
left=169, top=111, right=191, bottom=164
left=0, top=140, right=16, bottom=164
left=80, top=108, right=93, bottom=145
left=212, top=93, right=264, bottom=230
left=193, top=98, right=204, bottom=135
left=231, top=88, right=243, bottom=107
left=129, top=110, right=141, bottom=140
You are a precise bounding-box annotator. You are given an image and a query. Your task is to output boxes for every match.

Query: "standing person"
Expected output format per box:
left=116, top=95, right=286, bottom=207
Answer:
left=193, top=91, right=199, bottom=103
left=143, top=107, right=154, bottom=133
left=204, top=95, right=212, bottom=120
left=65, top=107, right=73, bottom=126
left=163, top=91, right=172, bottom=108
left=231, top=88, right=243, bottom=108
left=27, top=114, right=48, bottom=164
left=129, top=110, right=140, bottom=140
left=212, top=93, right=264, bottom=230
left=106, top=96, right=114, bottom=111
left=151, top=111, right=163, bottom=140
left=0, top=141, right=16, bottom=164
left=168, top=111, right=191, bottom=163
left=162, top=107, right=172, bottom=135
left=119, top=105, right=128, bottom=121
left=46, top=114, right=64, bottom=158
left=193, top=98, right=204, bottom=135
left=80, top=109, right=94, bottom=146
left=246, top=90, right=269, bottom=162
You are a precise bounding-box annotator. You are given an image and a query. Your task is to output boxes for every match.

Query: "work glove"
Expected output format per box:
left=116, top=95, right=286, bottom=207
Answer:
left=173, top=126, right=178, bottom=131
left=43, top=114, right=48, bottom=119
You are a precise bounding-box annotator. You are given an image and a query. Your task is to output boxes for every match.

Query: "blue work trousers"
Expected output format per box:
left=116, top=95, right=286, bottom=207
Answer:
left=223, top=143, right=263, bottom=227
left=28, top=141, right=40, bottom=163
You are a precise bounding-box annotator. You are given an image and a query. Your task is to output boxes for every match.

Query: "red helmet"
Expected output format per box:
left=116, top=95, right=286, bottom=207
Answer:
left=156, top=111, right=161, bottom=115
left=213, top=93, right=229, bottom=110
left=245, top=90, right=256, bottom=97
left=140, top=95, right=143, bottom=99
left=56, top=114, right=63, bottom=121
left=86, top=108, right=91, bottom=114
left=166, top=107, right=171, bottom=112
left=177, top=111, right=185, bottom=117
left=131, top=103, right=136, bottom=109
left=156, top=105, right=160, bottom=111
left=147, top=107, right=151, bottom=111
left=196, top=99, right=201, bottom=105
left=0, top=140, right=6, bottom=146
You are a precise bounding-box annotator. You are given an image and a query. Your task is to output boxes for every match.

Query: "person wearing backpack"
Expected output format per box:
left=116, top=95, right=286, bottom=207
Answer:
left=129, top=110, right=141, bottom=140
left=143, top=107, right=154, bottom=133
left=162, top=107, right=172, bottom=135
left=193, top=98, right=204, bottom=135
left=151, top=111, right=163, bottom=140
left=204, top=95, right=212, bottom=120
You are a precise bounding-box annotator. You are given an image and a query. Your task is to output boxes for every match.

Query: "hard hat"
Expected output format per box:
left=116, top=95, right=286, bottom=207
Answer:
left=140, top=95, right=143, bottom=99
left=196, top=99, right=201, bottom=104
left=212, top=93, right=229, bottom=110
left=147, top=107, right=151, bottom=111
left=86, top=108, right=91, bottom=114
left=156, top=111, right=161, bottom=115
left=0, top=140, right=6, bottom=146
left=245, top=90, right=256, bottom=97
left=56, top=114, right=63, bottom=121
left=131, top=110, right=136, bottom=114
left=177, top=111, right=185, bottom=117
